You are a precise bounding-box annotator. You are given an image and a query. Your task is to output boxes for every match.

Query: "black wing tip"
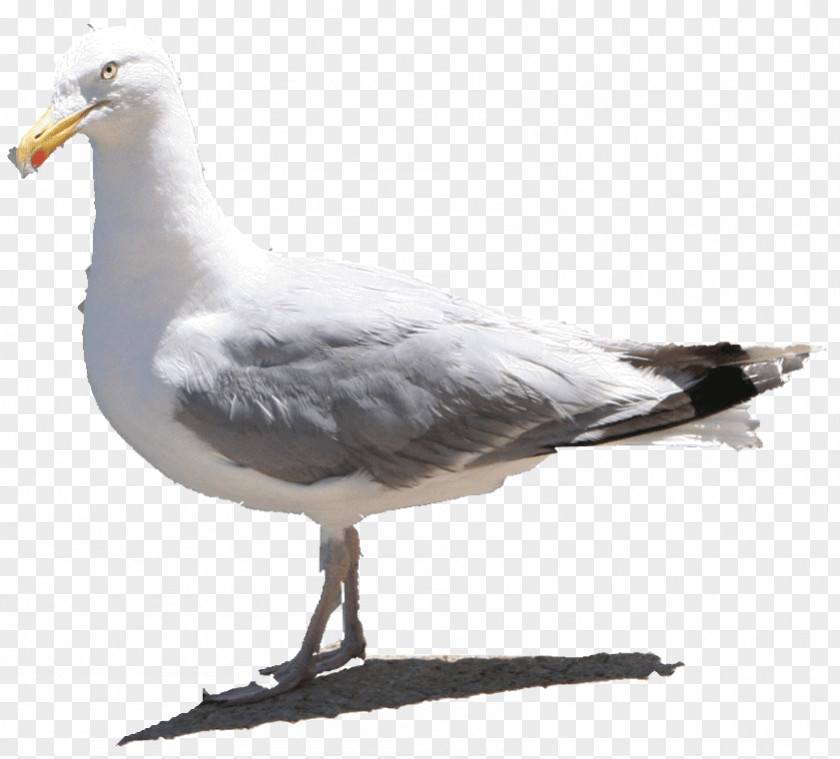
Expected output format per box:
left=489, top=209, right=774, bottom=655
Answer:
left=685, top=364, right=758, bottom=417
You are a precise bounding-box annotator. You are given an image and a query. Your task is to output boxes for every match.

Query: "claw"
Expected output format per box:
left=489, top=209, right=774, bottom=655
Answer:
left=202, top=527, right=365, bottom=707
left=203, top=656, right=318, bottom=706
left=202, top=680, right=280, bottom=705
left=258, top=661, right=292, bottom=677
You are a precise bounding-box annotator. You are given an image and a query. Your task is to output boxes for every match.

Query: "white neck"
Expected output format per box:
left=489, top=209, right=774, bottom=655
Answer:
left=88, top=91, right=229, bottom=293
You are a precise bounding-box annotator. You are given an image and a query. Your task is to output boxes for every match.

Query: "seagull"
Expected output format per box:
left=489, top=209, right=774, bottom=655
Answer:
left=11, top=28, right=813, bottom=705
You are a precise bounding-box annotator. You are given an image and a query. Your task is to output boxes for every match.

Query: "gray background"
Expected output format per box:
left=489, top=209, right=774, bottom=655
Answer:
left=1, top=2, right=836, bottom=757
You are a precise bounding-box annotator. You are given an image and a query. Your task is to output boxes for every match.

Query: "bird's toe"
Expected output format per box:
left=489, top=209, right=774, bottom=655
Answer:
left=202, top=680, right=277, bottom=705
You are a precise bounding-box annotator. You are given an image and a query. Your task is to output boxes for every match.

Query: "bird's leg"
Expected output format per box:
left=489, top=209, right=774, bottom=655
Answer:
left=310, top=526, right=366, bottom=673
left=202, top=531, right=350, bottom=705
left=261, top=525, right=366, bottom=675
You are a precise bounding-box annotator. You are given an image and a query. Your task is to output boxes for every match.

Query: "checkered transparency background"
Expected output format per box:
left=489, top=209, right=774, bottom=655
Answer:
left=0, top=2, right=837, bottom=758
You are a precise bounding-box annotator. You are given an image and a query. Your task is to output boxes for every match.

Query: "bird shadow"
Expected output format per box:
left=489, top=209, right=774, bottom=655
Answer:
left=119, top=652, right=683, bottom=744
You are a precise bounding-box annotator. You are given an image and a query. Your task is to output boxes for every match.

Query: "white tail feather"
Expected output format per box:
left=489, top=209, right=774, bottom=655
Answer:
left=613, top=403, right=761, bottom=450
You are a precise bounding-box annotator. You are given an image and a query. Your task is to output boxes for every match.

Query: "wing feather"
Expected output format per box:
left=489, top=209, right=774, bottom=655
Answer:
left=163, top=258, right=811, bottom=487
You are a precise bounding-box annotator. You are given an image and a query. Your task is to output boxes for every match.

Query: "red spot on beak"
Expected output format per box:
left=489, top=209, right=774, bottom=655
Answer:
left=31, top=148, right=46, bottom=167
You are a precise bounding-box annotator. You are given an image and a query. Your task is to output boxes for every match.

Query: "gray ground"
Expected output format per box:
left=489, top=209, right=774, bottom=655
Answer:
left=119, top=652, right=683, bottom=745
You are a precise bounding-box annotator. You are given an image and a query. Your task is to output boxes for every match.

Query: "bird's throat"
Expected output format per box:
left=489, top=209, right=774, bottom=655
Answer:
left=88, top=102, right=227, bottom=287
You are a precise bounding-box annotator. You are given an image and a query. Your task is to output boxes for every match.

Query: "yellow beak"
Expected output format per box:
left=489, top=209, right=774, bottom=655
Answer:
left=10, top=101, right=107, bottom=177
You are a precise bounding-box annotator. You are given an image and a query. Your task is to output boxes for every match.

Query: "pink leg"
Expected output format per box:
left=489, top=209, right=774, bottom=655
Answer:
left=202, top=527, right=365, bottom=706
left=309, top=526, right=366, bottom=673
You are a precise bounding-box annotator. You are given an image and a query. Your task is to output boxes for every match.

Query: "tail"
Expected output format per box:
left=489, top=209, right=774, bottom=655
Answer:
left=572, top=341, right=814, bottom=450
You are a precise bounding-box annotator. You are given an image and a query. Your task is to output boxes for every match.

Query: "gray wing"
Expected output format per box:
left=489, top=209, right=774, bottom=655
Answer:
left=169, top=282, right=805, bottom=487
left=171, top=254, right=785, bottom=488
left=172, top=318, right=581, bottom=488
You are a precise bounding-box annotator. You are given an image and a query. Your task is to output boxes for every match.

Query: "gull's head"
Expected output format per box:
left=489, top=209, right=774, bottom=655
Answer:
left=10, top=27, right=180, bottom=177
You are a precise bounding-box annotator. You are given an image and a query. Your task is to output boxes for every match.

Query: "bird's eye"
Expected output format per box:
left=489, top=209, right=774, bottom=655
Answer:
left=100, top=61, right=118, bottom=80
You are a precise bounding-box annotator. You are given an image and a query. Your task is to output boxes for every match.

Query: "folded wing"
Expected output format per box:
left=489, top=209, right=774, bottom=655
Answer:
left=166, top=263, right=813, bottom=488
